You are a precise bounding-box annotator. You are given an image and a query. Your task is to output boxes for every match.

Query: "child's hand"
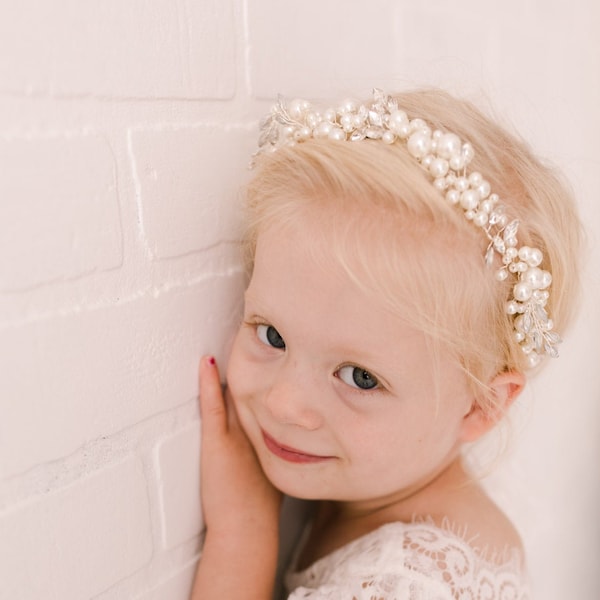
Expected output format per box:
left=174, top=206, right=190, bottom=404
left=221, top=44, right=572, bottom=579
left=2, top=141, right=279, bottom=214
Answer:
left=199, top=356, right=282, bottom=540
left=192, top=356, right=280, bottom=599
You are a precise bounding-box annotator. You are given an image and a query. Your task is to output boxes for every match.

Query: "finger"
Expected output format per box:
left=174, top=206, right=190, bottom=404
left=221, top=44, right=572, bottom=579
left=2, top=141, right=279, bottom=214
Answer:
left=223, top=385, right=244, bottom=432
left=199, top=356, right=228, bottom=436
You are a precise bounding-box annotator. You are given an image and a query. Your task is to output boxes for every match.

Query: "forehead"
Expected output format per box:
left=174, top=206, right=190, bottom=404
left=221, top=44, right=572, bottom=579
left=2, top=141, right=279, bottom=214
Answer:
left=247, top=206, right=432, bottom=338
left=249, top=199, right=477, bottom=316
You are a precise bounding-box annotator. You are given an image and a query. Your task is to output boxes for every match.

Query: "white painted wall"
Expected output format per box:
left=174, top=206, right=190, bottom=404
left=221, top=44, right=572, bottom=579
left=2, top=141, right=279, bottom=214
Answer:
left=0, top=1, right=597, bottom=599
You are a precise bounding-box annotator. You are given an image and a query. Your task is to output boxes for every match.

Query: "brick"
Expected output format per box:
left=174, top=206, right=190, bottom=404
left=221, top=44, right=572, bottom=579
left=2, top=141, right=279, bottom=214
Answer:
left=0, top=458, right=152, bottom=600
left=247, top=0, right=399, bottom=98
left=0, top=133, right=122, bottom=290
left=129, top=124, right=255, bottom=259
left=0, top=273, right=245, bottom=478
left=156, top=426, right=203, bottom=549
left=0, top=0, right=235, bottom=98
left=135, top=562, right=197, bottom=600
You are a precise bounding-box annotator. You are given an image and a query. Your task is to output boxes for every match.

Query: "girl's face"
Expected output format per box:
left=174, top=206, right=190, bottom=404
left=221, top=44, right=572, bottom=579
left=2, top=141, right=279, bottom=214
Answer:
left=227, top=214, right=475, bottom=511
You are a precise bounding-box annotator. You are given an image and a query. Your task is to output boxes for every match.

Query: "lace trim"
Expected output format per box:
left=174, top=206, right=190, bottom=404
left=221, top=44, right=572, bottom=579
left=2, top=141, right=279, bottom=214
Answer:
left=285, top=520, right=530, bottom=600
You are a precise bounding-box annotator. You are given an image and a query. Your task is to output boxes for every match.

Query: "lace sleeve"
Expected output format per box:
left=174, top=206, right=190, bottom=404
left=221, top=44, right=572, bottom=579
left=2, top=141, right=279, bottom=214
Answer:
left=287, top=573, right=453, bottom=600
left=285, top=522, right=530, bottom=600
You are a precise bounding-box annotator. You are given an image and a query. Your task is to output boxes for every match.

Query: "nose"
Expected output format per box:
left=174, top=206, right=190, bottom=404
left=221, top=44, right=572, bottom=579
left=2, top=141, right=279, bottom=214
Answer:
left=263, top=360, right=323, bottom=430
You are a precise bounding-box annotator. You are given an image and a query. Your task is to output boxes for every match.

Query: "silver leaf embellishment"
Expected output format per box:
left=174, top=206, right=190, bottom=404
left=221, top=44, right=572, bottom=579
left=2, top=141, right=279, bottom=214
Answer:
left=369, top=110, right=383, bottom=127
left=545, top=332, right=562, bottom=345
left=503, top=219, right=520, bottom=242
left=493, top=235, right=506, bottom=254
left=350, top=131, right=366, bottom=142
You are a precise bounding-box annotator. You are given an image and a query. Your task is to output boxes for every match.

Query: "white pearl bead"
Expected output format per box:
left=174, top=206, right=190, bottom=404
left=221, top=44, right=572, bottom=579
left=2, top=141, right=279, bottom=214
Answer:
left=518, top=246, right=532, bottom=262
left=388, top=110, right=408, bottom=133
left=469, top=172, right=483, bottom=186
left=382, top=130, right=395, bottom=144
left=407, top=131, right=431, bottom=159
left=397, top=123, right=410, bottom=138
left=409, top=118, right=429, bottom=134
left=340, top=114, right=354, bottom=132
left=465, top=209, right=475, bottom=220
left=294, top=126, right=311, bottom=141
left=460, top=189, right=480, bottom=210
left=480, top=199, right=493, bottom=213
left=434, top=177, right=447, bottom=191
left=528, top=248, right=543, bottom=267
left=339, top=98, right=358, bottom=113
left=496, top=268, right=508, bottom=281
left=473, top=211, right=488, bottom=227
left=324, top=108, right=337, bottom=122
left=328, top=127, right=346, bottom=141
left=305, top=112, right=319, bottom=128
left=422, top=154, right=434, bottom=168
left=506, top=301, right=520, bottom=315
left=514, top=315, right=525, bottom=331
left=455, top=177, right=469, bottom=192
left=523, top=267, right=544, bottom=289
left=437, top=133, right=462, bottom=159
left=446, top=189, right=460, bottom=204
left=541, top=271, right=552, bottom=289
left=429, top=158, right=449, bottom=177
left=516, top=261, right=528, bottom=272
left=288, top=99, right=310, bottom=118
left=462, top=143, right=475, bottom=163
left=514, top=281, right=533, bottom=302
left=314, top=121, right=332, bottom=138
left=449, top=155, right=465, bottom=171
left=526, top=352, right=541, bottom=368
left=505, top=247, right=518, bottom=260
left=477, top=181, right=491, bottom=199
left=514, top=331, right=525, bottom=342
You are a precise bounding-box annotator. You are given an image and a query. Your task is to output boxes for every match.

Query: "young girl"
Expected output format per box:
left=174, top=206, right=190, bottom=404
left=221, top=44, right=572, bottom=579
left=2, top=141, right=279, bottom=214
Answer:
left=191, top=89, right=581, bottom=599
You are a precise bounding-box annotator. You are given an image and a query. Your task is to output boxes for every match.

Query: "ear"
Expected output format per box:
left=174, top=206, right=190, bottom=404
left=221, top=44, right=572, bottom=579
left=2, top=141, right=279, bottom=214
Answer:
left=459, top=371, right=525, bottom=443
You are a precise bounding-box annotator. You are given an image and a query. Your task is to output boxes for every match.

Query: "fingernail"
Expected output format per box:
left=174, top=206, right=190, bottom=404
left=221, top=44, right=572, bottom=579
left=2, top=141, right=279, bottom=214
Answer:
left=208, top=356, right=216, bottom=366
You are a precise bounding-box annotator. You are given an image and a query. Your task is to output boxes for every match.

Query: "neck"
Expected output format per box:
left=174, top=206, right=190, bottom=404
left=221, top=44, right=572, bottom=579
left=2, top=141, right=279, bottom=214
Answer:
left=328, top=456, right=474, bottom=526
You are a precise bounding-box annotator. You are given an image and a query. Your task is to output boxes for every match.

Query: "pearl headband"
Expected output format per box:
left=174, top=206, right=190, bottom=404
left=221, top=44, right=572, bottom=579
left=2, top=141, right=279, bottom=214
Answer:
left=254, top=89, right=559, bottom=368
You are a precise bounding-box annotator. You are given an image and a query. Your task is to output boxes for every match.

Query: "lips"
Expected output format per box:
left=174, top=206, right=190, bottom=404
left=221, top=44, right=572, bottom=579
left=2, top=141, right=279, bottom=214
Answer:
left=261, top=430, right=334, bottom=464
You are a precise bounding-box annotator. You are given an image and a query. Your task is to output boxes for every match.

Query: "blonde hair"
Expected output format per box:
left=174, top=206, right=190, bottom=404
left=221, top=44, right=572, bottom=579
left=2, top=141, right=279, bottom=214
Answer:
left=243, top=89, right=582, bottom=411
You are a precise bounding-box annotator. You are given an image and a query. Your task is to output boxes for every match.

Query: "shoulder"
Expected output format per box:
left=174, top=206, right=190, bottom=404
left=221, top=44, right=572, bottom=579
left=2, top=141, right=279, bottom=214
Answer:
left=286, top=521, right=529, bottom=600
left=426, top=480, right=525, bottom=565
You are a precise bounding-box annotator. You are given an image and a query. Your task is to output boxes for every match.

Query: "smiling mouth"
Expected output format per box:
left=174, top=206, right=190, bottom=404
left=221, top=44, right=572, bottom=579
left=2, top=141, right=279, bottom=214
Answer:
left=261, top=430, right=335, bottom=464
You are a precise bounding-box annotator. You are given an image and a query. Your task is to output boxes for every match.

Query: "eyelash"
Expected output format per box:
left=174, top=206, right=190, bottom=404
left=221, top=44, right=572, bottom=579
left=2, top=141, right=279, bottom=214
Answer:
left=244, top=319, right=383, bottom=393
left=335, top=364, right=381, bottom=392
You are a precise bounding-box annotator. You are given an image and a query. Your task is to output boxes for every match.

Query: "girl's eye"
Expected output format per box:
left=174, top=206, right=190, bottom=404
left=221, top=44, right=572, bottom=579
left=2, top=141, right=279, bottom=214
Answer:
left=337, top=366, right=379, bottom=391
left=256, top=324, right=286, bottom=349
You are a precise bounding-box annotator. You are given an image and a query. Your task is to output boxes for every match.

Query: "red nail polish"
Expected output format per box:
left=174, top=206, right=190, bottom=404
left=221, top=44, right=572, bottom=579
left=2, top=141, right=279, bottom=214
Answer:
left=208, top=356, right=216, bottom=365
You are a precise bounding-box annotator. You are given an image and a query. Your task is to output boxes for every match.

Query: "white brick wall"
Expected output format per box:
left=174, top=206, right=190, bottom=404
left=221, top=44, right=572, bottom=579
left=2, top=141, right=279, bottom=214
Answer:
left=0, top=2, right=598, bottom=599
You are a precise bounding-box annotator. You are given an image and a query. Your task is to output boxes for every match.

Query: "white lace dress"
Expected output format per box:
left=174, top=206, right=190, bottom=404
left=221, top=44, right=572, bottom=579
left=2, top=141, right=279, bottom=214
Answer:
left=284, top=521, right=530, bottom=599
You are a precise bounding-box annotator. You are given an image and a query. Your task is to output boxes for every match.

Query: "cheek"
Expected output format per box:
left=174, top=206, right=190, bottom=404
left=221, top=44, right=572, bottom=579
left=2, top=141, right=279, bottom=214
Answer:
left=225, top=331, right=249, bottom=400
left=226, top=330, right=269, bottom=414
